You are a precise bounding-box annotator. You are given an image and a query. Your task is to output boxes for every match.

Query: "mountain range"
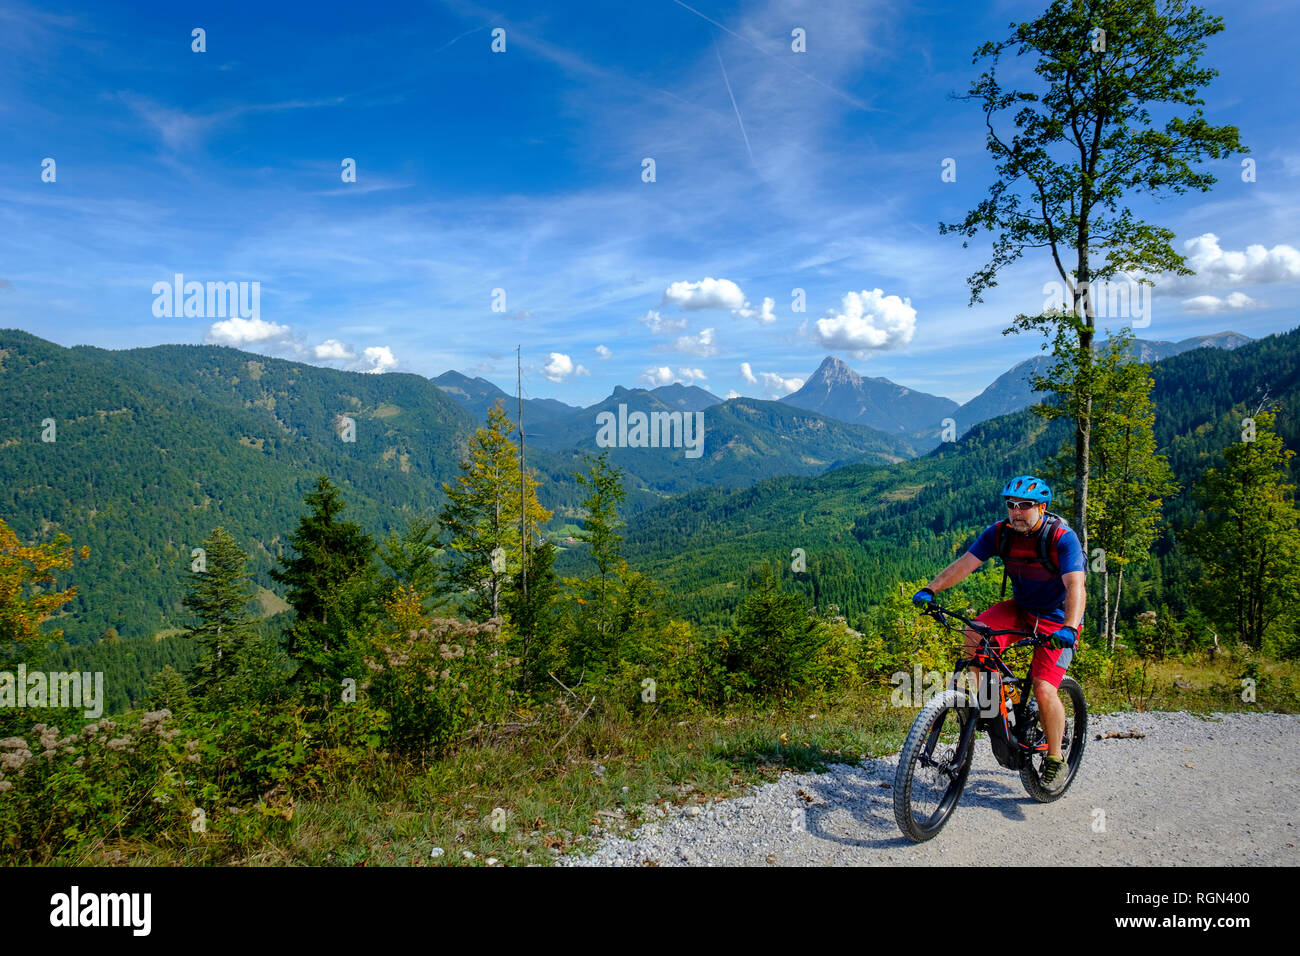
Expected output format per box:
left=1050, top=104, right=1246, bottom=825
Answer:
left=0, top=326, right=1264, bottom=646
left=954, top=331, right=1254, bottom=428
left=617, top=327, right=1297, bottom=627
left=0, top=331, right=908, bottom=643
left=435, top=331, right=1253, bottom=450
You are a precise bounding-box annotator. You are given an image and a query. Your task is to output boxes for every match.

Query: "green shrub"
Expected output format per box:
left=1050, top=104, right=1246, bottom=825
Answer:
left=802, top=613, right=863, bottom=694
left=0, top=711, right=196, bottom=863
left=363, top=615, right=517, bottom=755
left=722, top=566, right=829, bottom=700
left=860, top=584, right=963, bottom=681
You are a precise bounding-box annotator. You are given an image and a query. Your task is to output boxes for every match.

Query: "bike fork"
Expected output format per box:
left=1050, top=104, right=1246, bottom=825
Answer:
left=920, top=700, right=978, bottom=778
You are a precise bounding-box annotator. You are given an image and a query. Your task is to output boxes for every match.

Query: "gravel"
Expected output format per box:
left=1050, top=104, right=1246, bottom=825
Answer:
left=559, top=711, right=1300, bottom=867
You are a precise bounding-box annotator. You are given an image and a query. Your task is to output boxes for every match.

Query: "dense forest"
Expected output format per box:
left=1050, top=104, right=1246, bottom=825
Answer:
left=0, top=330, right=918, bottom=647
left=2, top=327, right=1296, bottom=710
left=615, top=327, right=1300, bottom=629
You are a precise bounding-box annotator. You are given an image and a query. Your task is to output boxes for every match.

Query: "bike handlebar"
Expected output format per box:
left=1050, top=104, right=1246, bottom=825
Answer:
left=919, top=601, right=1048, bottom=649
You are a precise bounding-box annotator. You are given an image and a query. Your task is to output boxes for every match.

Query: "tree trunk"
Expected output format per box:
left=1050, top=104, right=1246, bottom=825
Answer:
left=1101, top=571, right=1111, bottom=650
left=1074, top=341, right=1093, bottom=558
left=1110, top=566, right=1124, bottom=652
left=1073, top=224, right=1094, bottom=558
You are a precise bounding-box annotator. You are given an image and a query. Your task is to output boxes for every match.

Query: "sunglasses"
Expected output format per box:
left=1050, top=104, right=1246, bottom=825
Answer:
left=1005, top=500, right=1040, bottom=511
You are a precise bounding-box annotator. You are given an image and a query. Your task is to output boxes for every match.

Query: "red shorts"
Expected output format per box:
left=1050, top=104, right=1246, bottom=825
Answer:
left=974, top=600, right=1073, bottom=688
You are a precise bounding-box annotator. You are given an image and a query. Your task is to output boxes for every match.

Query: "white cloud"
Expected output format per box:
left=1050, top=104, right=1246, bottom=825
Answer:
left=207, top=320, right=397, bottom=373
left=640, top=366, right=707, bottom=386
left=733, top=296, right=776, bottom=324
left=661, top=277, right=747, bottom=311
left=813, top=288, right=916, bottom=352
left=313, top=339, right=355, bottom=360
left=542, top=352, right=578, bottom=382
left=670, top=327, right=717, bottom=357
left=740, top=361, right=801, bottom=397
left=119, top=93, right=345, bottom=153
left=638, top=309, right=687, bottom=334
left=758, top=371, right=803, bottom=396
left=1166, top=233, right=1300, bottom=291
left=725, top=389, right=741, bottom=399
left=575, top=364, right=590, bottom=376
left=1181, top=292, right=1259, bottom=314
left=205, top=316, right=292, bottom=347
left=358, top=345, right=397, bottom=374
left=594, top=344, right=612, bottom=359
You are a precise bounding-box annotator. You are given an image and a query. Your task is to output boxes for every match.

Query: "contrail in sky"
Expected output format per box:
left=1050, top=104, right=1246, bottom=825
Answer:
left=714, top=39, right=755, bottom=168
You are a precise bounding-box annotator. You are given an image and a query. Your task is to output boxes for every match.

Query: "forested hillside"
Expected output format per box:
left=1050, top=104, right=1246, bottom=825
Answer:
left=0, top=331, right=919, bottom=646
left=954, top=331, right=1252, bottom=430
left=0, top=331, right=483, bottom=644
left=617, top=327, right=1300, bottom=629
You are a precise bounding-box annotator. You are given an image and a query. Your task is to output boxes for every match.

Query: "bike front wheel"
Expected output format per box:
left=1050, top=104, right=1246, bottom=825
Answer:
left=893, top=688, right=977, bottom=842
left=1019, top=675, right=1088, bottom=802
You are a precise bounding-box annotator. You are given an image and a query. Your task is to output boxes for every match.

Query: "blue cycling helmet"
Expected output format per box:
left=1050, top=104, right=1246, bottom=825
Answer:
left=1001, top=475, right=1051, bottom=506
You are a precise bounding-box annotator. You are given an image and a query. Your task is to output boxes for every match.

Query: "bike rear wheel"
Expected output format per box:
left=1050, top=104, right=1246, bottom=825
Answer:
left=1019, top=675, right=1087, bottom=802
left=893, top=688, right=977, bottom=842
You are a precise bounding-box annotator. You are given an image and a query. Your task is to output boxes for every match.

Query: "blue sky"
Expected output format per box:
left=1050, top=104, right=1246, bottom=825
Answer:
left=2, top=0, right=1298, bottom=406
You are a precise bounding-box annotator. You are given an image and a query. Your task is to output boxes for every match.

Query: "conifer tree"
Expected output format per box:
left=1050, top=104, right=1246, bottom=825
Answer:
left=1187, top=410, right=1300, bottom=648
left=182, top=526, right=259, bottom=705
left=1088, top=335, right=1178, bottom=648
left=572, top=451, right=626, bottom=650
left=378, top=513, right=446, bottom=614
left=271, top=476, right=378, bottom=707
left=439, top=404, right=551, bottom=620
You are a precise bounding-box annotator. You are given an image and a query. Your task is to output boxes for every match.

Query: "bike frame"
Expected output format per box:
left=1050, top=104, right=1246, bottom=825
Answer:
left=920, top=603, right=1054, bottom=773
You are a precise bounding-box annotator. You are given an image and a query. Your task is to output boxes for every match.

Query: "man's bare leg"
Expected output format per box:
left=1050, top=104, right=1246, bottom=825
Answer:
left=1033, top=677, right=1065, bottom=759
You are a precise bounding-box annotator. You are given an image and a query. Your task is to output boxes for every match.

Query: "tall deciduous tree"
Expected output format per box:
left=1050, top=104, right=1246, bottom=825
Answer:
left=439, top=403, right=551, bottom=620
left=1042, top=331, right=1179, bottom=648
left=0, top=520, right=87, bottom=667
left=941, top=0, right=1246, bottom=554
left=1186, top=410, right=1300, bottom=649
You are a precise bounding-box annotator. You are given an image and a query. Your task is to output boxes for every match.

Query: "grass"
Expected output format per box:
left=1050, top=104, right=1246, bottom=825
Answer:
left=1078, top=647, right=1300, bottom=715
left=95, top=652, right=1300, bottom=866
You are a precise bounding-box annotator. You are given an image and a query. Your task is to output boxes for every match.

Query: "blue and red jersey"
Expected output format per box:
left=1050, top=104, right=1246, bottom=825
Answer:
left=967, top=517, right=1086, bottom=620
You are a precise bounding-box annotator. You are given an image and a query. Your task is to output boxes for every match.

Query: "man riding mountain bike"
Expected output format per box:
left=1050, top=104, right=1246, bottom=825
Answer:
left=912, top=475, right=1086, bottom=790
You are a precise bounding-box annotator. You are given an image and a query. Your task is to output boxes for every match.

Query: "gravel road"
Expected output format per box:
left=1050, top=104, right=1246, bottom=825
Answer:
left=560, top=711, right=1300, bottom=866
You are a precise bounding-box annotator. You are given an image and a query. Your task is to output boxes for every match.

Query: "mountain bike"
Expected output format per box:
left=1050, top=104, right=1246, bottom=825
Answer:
left=892, top=601, right=1087, bottom=842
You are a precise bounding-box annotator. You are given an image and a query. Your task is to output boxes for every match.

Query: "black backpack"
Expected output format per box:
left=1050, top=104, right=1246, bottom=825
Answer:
left=995, top=512, right=1070, bottom=599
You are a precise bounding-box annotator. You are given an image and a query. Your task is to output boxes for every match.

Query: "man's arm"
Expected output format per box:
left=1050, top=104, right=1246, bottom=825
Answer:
left=926, top=551, right=983, bottom=594
left=1061, top=570, right=1086, bottom=631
